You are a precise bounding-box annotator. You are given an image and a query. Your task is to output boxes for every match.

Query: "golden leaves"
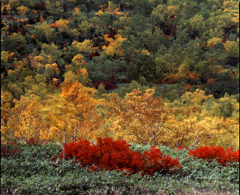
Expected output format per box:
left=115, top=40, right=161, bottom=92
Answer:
left=1, top=51, right=9, bottom=63
left=95, top=10, right=104, bottom=16
left=2, top=95, right=49, bottom=141
left=54, top=19, right=69, bottom=28
left=207, top=37, right=223, bottom=48
left=60, top=81, right=105, bottom=141
left=104, top=89, right=171, bottom=145
left=102, top=34, right=127, bottom=57
left=72, top=54, right=86, bottom=67
left=72, top=40, right=94, bottom=53
left=45, top=63, right=60, bottom=74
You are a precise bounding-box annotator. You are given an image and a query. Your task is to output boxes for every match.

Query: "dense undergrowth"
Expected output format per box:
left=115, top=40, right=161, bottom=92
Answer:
left=1, top=139, right=239, bottom=194
left=1, top=0, right=239, bottom=149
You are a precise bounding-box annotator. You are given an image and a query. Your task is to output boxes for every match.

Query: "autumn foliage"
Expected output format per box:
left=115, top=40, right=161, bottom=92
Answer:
left=189, top=146, right=239, bottom=166
left=52, top=137, right=181, bottom=175
left=1, top=0, right=239, bottom=155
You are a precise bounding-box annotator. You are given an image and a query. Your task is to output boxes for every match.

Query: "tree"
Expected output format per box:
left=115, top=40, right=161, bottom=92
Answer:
left=40, top=94, right=79, bottom=144
left=101, top=34, right=127, bottom=58
left=33, top=22, right=55, bottom=43
left=1, top=89, right=14, bottom=140
left=60, top=80, right=105, bottom=141
left=103, top=89, right=172, bottom=145
left=85, top=57, right=126, bottom=82
left=40, top=43, right=62, bottom=64
left=3, top=95, right=49, bottom=141
left=1, top=33, right=29, bottom=54
left=71, top=39, right=94, bottom=53
left=127, top=53, right=156, bottom=82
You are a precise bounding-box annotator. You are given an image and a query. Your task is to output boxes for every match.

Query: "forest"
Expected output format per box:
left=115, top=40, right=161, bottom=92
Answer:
left=1, top=0, right=239, bottom=194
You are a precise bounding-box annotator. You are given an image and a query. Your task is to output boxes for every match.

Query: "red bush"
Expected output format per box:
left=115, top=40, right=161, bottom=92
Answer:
left=189, top=146, right=239, bottom=166
left=1, top=140, right=21, bottom=159
left=52, top=137, right=181, bottom=175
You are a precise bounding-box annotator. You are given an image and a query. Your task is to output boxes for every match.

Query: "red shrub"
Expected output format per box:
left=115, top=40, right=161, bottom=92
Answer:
left=207, top=78, right=215, bottom=85
left=52, top=137, right=181, bottom=175
left=189, top=146, right=239, bottom=166
left=62, top=41, right=68, bottom=46
left=108, top=32, right=116, bottom=39
left=1, top=140, right=21, bottom=159
left=6, top=140, right=17, bottom=145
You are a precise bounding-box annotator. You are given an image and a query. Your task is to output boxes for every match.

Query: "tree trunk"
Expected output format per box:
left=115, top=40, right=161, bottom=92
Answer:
left=62, top=129, right=67, bottom=160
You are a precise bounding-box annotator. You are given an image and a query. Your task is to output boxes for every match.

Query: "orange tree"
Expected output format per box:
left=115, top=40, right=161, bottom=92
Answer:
left=60, top=79, right=105, bottom=142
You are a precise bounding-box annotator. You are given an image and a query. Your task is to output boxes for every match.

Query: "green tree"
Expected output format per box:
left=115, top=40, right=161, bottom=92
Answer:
left=127, top=54, right=156, bottom=82
left=33, top=22, right=55, bottom=43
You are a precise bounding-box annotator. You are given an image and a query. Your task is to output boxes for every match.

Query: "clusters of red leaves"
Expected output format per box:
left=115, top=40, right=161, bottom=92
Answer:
left=185, top=83, right=192, bottom=91
left=1, top=140, right=21, bottom=159
left=88, top=51, right=100, bottom=59
left=189, top=146, right=239, bottom=166
left=51, top=137, right=181, bottom=175
left=187, top=72, right=201, bottom=80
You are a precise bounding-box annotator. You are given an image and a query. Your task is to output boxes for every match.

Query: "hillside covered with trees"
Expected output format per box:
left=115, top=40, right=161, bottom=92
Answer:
left=1, top=0, right=239, bottom=148
left=1, top=0, right=239, bottom=194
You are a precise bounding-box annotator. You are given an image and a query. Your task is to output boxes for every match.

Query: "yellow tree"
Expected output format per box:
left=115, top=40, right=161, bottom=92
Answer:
left=3, top=95, right=49, bottom=141
left=165, top=89, right=239, bottom=148
left=103, top=89, right=174, bottom=145
left=1, top=89, right=13, bottom=140
left=40, top=94, right=78, bottom=144
left=71, top=39, right=94, bottom=53
left=102, top=89, right=228, bottom=148
left=102, top=34, right=127, bottom=57
left=60, top=79, right=105, bottom=141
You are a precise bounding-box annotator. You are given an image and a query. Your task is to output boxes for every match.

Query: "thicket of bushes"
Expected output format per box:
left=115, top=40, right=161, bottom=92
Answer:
left=1, top=139, right=239, bottom=194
